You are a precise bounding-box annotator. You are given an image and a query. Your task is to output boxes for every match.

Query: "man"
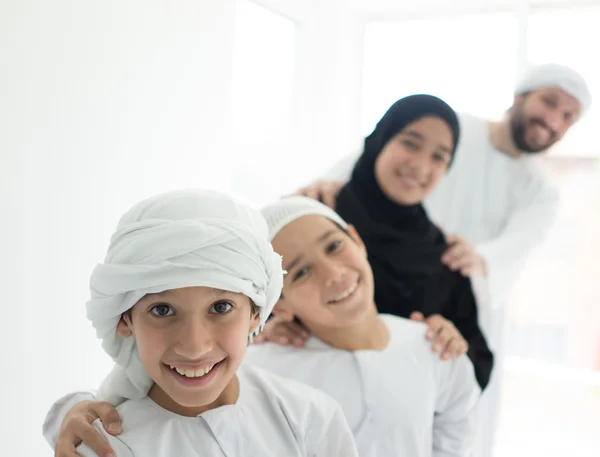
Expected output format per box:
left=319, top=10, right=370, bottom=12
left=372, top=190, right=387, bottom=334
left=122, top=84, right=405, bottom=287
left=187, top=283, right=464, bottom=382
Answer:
left=296, top=63, right=591, bottom=457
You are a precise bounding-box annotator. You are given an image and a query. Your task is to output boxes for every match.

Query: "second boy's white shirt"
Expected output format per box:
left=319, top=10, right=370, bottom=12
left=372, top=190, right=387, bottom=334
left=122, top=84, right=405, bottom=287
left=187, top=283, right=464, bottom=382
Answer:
left=244, top=314, right=481, bottom=457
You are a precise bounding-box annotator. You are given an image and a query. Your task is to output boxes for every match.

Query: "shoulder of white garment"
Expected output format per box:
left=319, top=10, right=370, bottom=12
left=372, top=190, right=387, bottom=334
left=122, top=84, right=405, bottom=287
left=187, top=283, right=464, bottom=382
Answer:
left=240, top=362, right=343, bottom=412
left=76, top=418, right=133, bottom=457
left=379, top=314, right=477, bottom=386
left=456, top=111, right=488, bottom=133
left=43, top=390, right=97, bottom=449
left=456, top=112, right=555, bottom=183
left=244, top=342, right=299, bottom=373
left=457, top=111, right=485, bottom=124
left=456, top=112, right=558, bottom=197
left=460, top=111, right=487, bottom=129
left=383, top=315, right=481, bottom=397
left=239, top=364, right=355, bottom=454
left=451, top=112, right=491, bottom=160
left=379, top=315, right=441, bottom=368
left=245, top=337, right=334, bottom=366
left=379, top=313, right=430, bottom=343
left=244, top=341, right=296, bottom=361
left=509, top=156, right=560, bottom=204
left=521, top=155, right=558, bottom=184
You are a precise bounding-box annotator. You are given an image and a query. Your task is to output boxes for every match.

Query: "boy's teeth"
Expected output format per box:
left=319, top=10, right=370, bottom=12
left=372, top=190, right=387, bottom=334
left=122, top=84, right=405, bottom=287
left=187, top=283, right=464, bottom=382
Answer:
left=170, top=364, right=215, bottom=378
left=331, top=280, right=358, bottom=302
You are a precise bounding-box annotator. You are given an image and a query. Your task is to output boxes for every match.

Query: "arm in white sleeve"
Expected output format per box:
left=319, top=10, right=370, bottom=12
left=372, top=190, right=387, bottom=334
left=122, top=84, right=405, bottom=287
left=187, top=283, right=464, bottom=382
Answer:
left=432, top=355, right=481, bottom=457
left=43, top=391, right=98, bottom=450
left=308, top=394, right=360, bottom=457
left=318, top=151, right=361, bottom=182
left=76, top=419, right=132, bottom=457
left=474, top=168, right=560, bottom=309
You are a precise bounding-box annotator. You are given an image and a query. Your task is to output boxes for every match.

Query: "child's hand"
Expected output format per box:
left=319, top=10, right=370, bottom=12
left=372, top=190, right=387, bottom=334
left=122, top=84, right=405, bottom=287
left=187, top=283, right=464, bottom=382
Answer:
left=55, top=400, right=121, bottom=457
left=410, top=312, right=469, bottom=360
left=252, top=315, right=310, bottom=347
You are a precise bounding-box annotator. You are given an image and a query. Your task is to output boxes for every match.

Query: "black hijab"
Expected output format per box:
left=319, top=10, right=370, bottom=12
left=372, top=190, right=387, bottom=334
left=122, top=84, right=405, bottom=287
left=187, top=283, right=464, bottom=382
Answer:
left=352, top=94, right=459, bottom=272
left=335, top=94, right=494, bottom=389
left=336, top=94, right=460, bottom=310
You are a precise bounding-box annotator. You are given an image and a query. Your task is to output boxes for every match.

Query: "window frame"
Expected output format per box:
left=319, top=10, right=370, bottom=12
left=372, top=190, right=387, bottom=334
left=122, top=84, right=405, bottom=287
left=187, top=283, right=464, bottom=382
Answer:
left=355, top=0, right=599, bottom=158
left=359, top=10, right=522, bottom=134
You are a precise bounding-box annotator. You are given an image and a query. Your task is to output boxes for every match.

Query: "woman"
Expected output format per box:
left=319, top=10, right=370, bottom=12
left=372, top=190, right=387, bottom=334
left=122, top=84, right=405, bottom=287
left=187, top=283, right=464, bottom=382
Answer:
left=334, top=94, right=493, bottom=389
left=263, top=94, right=493, bottom=389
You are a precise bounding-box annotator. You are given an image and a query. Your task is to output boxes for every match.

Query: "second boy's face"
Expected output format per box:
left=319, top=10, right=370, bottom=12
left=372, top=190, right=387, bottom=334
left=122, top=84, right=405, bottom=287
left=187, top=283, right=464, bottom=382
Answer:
left=118, top=286, right=259, bottom=416
left=272, top=215, right=375, bottom=330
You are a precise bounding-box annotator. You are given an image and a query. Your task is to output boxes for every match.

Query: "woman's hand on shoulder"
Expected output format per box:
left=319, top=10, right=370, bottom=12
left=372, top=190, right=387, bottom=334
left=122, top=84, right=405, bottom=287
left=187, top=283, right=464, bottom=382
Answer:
left=410, top=311, right=469, bottom=360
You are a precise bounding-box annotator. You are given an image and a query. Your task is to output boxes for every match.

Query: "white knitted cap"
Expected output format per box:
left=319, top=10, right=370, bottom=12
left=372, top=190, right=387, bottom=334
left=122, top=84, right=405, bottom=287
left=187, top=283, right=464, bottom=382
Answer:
left=261, top=196, right=349, bottom=242
left=88, top=189, right=284, bottom=405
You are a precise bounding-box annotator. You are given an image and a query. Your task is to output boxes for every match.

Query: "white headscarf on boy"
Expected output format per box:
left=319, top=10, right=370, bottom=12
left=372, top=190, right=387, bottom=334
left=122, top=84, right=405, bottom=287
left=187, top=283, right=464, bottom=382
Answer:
left=86, top=189, right=284, bottom=405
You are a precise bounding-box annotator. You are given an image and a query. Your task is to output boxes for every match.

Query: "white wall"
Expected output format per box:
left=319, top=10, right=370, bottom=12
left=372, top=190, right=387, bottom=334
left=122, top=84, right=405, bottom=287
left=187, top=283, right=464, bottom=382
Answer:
left=228, top=0, right=304, bottom=204
left=1, top=0, right=239, bottom=454
left=280, top=0, right=365, bottom=181
left=347, top=0, right=521, bottom=15
left=347, top=0, right=588, bottom=15
left=225, top=0, right=365, bottom=199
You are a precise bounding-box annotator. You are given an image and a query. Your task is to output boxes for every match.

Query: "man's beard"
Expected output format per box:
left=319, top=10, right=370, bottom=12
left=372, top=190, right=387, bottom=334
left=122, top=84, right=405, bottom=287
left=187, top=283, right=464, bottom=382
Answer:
left=509, top=106, right=557, bottom=154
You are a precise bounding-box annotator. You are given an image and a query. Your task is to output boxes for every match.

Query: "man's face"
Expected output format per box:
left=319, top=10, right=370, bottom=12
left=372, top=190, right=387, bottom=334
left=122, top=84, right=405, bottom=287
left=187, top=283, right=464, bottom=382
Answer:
left=510, top=87, right=582, bottom=153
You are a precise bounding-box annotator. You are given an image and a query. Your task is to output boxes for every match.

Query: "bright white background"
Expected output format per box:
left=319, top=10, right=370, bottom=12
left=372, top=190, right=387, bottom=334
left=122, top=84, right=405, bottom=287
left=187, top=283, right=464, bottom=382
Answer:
left=1, top=0, right=599, bottom=455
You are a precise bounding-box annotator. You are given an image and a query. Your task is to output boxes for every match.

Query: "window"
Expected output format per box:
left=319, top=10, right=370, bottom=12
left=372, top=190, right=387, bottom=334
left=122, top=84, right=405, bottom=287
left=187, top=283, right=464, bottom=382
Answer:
left=362, top=13, right=518, bottom=135
left=496, top=6, right=600, bottom=454
left=229, top=0, right=297, bottom=205
left=527, top=7, right=600, bottom=158
left=231, top=0, right=296, bottom=143
left=500, top=157, right=600, bottom=456
left=506, top=159, right=600, bottom=374
left=502, top=6, right=600, bottom=374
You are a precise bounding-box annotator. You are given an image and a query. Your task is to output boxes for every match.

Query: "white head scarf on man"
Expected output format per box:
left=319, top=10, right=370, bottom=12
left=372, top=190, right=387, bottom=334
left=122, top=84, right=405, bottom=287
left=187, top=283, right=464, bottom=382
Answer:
left=87, top=189, right=284, bottom=405
left=515, top=63, right=592, bottom=112
left=261, top=195, right=349, bottom=242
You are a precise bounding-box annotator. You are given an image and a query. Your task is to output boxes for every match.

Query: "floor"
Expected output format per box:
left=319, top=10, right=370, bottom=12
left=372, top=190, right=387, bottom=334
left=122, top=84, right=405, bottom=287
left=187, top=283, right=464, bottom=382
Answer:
left=493, top=368, right=600, bottom=456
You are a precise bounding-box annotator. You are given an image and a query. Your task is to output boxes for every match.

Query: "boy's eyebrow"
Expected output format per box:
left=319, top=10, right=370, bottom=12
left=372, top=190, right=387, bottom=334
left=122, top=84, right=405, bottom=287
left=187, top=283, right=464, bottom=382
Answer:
left=285, top=256, right=302, bottom=273
left=146, top=290, right=171, bottom=298
left=284, top=229, right=338, bottom=271
left=144, top=288, right=230, bottom=299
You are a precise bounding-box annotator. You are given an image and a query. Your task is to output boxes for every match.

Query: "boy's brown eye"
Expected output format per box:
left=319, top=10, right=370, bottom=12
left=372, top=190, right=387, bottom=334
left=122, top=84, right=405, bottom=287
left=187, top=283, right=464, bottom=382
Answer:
left=151, top=304, right=173, bottom=317
left=293, top=267, right=309, bottom=281
left=327, top=241, right=342, bottom=253
left=210, top=301, right=233, bottom=314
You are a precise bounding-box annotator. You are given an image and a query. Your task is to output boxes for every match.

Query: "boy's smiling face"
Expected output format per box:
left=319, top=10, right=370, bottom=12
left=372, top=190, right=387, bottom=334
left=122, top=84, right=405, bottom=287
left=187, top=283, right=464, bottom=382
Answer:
left=118, top=286, right=259, bottom=416
left=272, top=215, right=376, bottom=330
